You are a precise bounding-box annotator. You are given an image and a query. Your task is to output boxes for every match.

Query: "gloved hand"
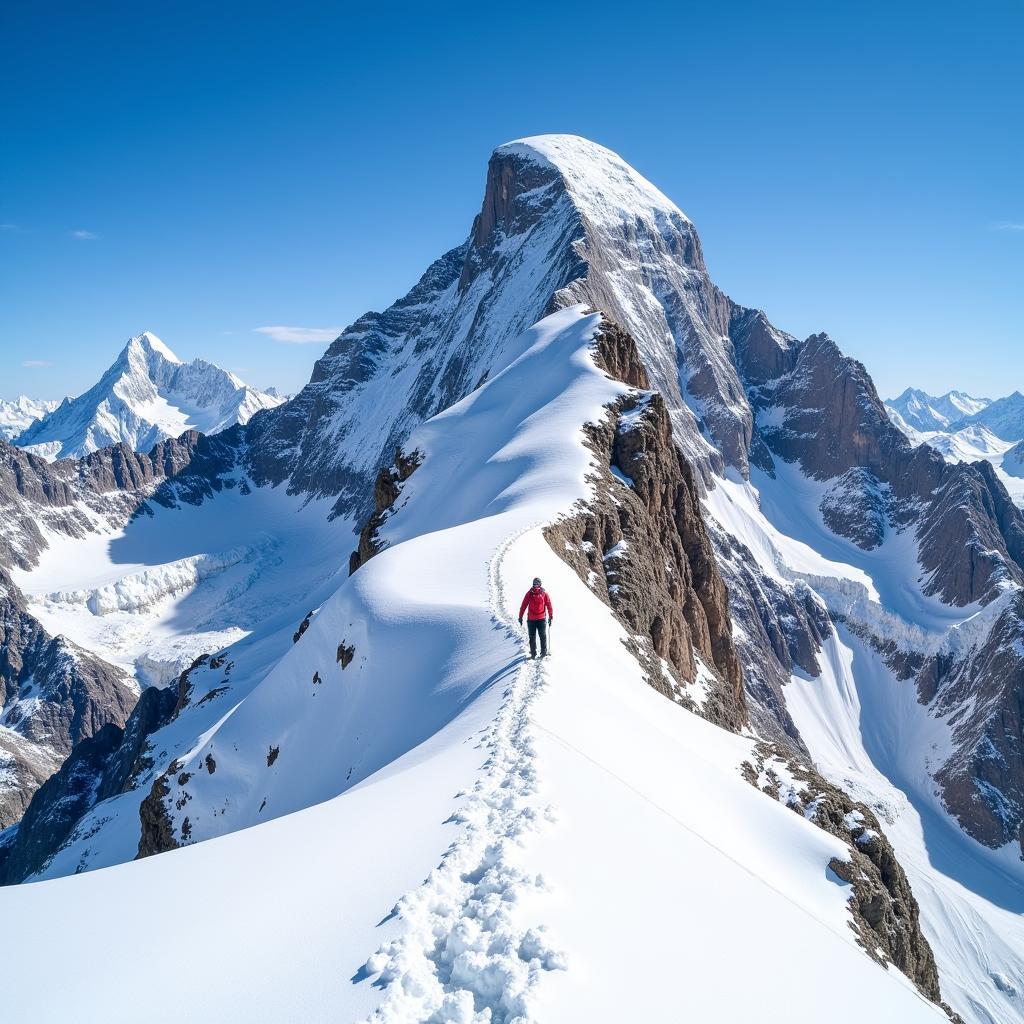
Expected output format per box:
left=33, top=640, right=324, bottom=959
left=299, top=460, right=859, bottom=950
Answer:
left=518, top=617, right=523, bottom=626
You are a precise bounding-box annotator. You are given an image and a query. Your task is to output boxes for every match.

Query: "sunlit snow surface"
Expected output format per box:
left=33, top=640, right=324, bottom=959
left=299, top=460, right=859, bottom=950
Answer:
left=0, top=309, right=948, bottom=1023
left=705, top=455, right=1024, bottom=1024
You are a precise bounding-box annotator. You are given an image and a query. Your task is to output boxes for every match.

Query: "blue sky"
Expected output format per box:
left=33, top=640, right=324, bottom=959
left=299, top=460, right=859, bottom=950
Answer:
left=2, top=0, right=1021, bottom=402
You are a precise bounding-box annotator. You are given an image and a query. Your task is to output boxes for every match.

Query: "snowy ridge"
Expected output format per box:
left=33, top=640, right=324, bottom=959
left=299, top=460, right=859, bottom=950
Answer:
left=14, top=332, right=283, bottom=460
left=886, top=389, right=991, bottom=433
left=0, top=307, right=950, bottom=1023
left=359, top=532, right=564, bottom=1024
left=2, top=134, right=1021, bottom=1023
left=498, top=134, right=690, bottom=231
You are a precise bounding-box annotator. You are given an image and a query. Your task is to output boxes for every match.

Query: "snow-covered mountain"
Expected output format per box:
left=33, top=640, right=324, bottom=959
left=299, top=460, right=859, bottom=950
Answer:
left=0, top=396, right=59, bottom=440
left=886, top=391, right=1024, bottom=506
left=886, top=388, right=991, bottom=433
left=14, top=332, right=283, bottom=460
left=952, top=390, right=1024, bottom=442
left=1, top=135, right=1022, bottom=1023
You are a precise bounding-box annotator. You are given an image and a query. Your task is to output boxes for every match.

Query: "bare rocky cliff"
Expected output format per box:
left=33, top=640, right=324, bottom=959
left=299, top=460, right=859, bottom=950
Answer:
left=0, top=569, right=136, bottom=828
left=543, top=322, right=745, bottom=729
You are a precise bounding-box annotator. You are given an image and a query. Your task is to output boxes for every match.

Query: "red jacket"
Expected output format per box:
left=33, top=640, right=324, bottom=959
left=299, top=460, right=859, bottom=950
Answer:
left=520, top=586, right=553, bottom=621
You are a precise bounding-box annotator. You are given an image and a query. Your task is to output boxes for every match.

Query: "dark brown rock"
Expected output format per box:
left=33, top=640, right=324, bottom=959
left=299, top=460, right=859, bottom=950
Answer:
left=545, top=324, right=745, bottom=730
left=349, top=448, right=422, bottom=574
left=744, top=743, right=951, bottom=1010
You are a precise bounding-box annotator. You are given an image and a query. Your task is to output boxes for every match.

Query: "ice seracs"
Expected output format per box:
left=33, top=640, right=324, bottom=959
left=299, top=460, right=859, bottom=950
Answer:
left=14, top=331, right=284, bottom=460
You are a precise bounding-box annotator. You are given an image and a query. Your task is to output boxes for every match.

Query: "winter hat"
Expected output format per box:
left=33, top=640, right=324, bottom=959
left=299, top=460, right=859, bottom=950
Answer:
left=532, top=577, right=542, bottom=586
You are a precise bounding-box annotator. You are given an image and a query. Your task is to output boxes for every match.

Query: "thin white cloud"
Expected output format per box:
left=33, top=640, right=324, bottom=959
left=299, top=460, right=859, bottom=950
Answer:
left=991, top=221, right=1024, bottom=231
left=22, top=359, right=53, bottom=368
left=1, top=223, right=22, bottom=232
left=254, top=325, right=341, bottom=344
left=70, top=229, right=99, bottom=240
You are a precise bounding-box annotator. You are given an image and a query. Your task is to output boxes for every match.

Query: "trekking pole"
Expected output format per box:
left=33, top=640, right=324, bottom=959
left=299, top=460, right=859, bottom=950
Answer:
left=548, top=619, right=553, bottom=656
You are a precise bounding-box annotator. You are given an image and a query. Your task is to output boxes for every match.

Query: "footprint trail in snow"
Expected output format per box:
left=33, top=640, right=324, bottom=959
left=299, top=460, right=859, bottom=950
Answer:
left=358, top=532, right=565, bottom=1024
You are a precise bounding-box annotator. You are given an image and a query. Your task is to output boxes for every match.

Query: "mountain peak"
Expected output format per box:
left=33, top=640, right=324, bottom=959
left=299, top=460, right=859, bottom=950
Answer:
left=495, top=134, right=690, bottom=228
left=123, top=330, right=181, bottom=365
left=13, top=333, right=281, bottom=459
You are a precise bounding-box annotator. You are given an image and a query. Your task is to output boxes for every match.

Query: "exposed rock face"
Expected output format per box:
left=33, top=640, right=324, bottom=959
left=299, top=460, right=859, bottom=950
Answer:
left=727, top=308, right=1024, bottom=846
left=710, top=526, right=831, bottom=748
left=0, top=724, right=122, bottom=882
left=349, top=448, right=422, bottom=574
left=542, top=324, right=745, bottom=730
left=238, top=136, right=776, bottom=524
left=919, top=589, right=1024, bottom=849
left=743, top=743, right=953, bottom=1011
left=0, top=569, right=136, bottom=828
left=739, top=329, right=1024, bottom=608
left=136, top=769, right=177, bottom=860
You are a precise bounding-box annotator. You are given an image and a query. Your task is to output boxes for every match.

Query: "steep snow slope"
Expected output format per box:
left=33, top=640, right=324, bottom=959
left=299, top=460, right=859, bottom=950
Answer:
left=0, top=309, right=947, bottom=1023
left=705, top=458, right=1024, bottom=1024
left=0, top=396, right=59, bottom=440
left=14, top=332, right=282, bottom=460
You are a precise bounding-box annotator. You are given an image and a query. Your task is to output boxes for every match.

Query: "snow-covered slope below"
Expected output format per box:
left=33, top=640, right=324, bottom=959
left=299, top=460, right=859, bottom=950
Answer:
left=14, top=332, right=282, bottom=460
left=2, top=134, right=1020, bottom=1024
left=0, top=309, right=948, bottom=1023
left=0, top=396, right=60, bottom=440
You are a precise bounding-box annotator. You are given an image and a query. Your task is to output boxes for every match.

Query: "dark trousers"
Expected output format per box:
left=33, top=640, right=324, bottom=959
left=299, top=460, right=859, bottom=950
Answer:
left=527, top=618, right=548, bottom=657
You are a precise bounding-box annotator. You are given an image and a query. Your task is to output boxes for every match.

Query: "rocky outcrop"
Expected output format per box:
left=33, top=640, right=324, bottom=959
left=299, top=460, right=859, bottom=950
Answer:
left=741, top=330, right=1024, bottom=608
left=348, top=448, right=422, bottom=574
left=710, top=526, right=831, bottom=749
left=137, top=769, right=178, bottom=860
left=743, top=743, right=958, bottom=1015
left=0, top=569, right=136, bottom=828
left=544, top=324, right=745, bottom=730
left=0, top=681, right=179, bottom=883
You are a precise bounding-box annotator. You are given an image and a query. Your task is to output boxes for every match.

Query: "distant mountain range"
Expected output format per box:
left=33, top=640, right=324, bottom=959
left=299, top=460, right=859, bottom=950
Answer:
left=885, top=388, right=1024, bottom=505
left=0, top=396, right=60, bottom=440
left=12, top=332, right=283, bottom=460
